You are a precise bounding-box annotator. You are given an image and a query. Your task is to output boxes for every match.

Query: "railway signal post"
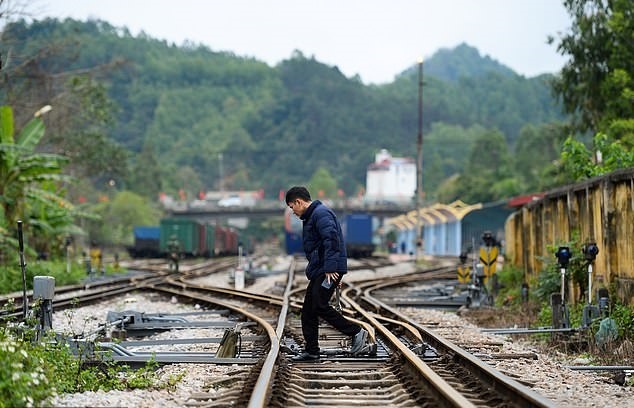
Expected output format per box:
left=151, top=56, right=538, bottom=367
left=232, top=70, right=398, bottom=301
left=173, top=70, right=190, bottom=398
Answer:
left=553, top=246, right=572, bottom=329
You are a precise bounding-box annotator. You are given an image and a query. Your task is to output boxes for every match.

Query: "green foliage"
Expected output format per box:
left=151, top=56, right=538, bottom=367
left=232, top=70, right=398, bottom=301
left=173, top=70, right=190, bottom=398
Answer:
left=48, top=76, right=129, bottom=181
left=552, top=0, right=634, bottom=145
left=85, top=190, right=161, bottom=246
left=533, top=265, right=562, bottom=304
left=0, top=328, right=53, bottom=407
left=0, top=106, right=69, bottom=227
left=493, top=264, right=525, bottom=305
left=422, top=123, right=481, bottom=195
left=534, top=233, right=590, bottom=303
left=0, top=105, right=87, bottom=260
left=2, top=18, right=565, bottom=203
left=128, top=142, right=162, bottom=199
left=561, top=132, right=634, bottom=180
left=514, top=123, right=569, bottom=191
left=422, top=43, right=516, bottom=82
left=0, top=258, right=88, bottom=294
left=534, top=302, right=552, bottom=327
left=452, top=129, right=518, bottom=203
left=0, top=309, right=178, bottom=405
left=308, top=167, right=338, bottom=199
left=610, top=302, right=634, bottom=339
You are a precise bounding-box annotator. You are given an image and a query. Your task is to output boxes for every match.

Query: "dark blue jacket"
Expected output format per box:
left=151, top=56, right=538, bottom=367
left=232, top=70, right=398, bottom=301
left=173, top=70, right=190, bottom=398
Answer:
left=300, top=200, right=347, bottom=280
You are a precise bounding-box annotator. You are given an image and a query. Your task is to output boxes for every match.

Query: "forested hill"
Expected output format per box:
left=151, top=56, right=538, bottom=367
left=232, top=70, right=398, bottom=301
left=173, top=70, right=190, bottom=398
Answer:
left=402, top=43, right=517, bottom=82
left=2, top=18, right=565, bottom=201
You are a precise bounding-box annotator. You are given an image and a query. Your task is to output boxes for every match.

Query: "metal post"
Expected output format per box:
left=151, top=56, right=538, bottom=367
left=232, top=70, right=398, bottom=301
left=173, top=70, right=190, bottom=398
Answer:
left=17, top=221, right=28, bottom=319
left=415, top=57, right=423, bottom=261
left=66, top=245, right=71, bottom=274
left=588, top=263, right=593, bottom=304
left=218, top=153, right=224, bottom=192
left=560, top=267, right=566, bottom=304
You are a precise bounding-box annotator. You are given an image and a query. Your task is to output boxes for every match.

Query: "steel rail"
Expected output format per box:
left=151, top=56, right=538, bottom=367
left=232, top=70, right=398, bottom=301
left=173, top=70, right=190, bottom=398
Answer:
left=247, top=258, right=295, bottom=407
left=144, top=282, right=279, bottom=360
left=168, top=278, right=284, bottom=306
left=0, top=257, right=238, bottom=319
left=144, top=261, right=296, bottom=407
left=361, top=281, right=559, bottom=408
left=339, top=285, right=476, bottom=407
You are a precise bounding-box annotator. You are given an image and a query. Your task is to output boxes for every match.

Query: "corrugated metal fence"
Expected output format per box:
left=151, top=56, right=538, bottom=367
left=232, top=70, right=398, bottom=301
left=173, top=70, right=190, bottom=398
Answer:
left=505, top=168, right=634, bottom=305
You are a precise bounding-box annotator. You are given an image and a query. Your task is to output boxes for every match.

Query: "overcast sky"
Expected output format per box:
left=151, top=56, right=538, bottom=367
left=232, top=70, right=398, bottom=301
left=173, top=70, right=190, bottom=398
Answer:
left=35, top=0, right=572, bottom=84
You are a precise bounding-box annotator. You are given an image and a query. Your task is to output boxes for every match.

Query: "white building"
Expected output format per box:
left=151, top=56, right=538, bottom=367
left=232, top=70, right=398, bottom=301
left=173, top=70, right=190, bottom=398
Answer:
left=365, top=149, right=416, bottom=204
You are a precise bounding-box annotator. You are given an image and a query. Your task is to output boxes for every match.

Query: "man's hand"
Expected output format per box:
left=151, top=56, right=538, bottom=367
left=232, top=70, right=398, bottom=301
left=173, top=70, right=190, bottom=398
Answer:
left=325, top=272, right=339, bottom=284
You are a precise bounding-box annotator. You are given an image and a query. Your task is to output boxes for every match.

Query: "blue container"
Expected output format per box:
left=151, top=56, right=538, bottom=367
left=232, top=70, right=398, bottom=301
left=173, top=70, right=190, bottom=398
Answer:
left=344, top=213, right=375, bottom=258
left=285, top=230, right=304, bottom=255
left=134, top=226, right=160, bottom=240
left=131, top=226, right=160, bottom=257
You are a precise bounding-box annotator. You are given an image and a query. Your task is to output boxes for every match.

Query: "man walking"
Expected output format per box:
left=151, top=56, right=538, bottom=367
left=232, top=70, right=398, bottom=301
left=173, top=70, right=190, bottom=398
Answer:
left=285, top=186, right=368, bottom=361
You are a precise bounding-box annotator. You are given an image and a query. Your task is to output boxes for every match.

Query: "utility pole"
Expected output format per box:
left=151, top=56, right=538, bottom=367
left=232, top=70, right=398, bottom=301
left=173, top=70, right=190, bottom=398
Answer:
left=218, top=152, right=224, bottom=192
left=415, top=57, right=424, bottom=261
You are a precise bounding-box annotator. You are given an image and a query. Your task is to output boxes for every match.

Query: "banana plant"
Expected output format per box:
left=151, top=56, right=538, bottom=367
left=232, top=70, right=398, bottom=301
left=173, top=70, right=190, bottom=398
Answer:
left=0, top=105, right=72, bottom=244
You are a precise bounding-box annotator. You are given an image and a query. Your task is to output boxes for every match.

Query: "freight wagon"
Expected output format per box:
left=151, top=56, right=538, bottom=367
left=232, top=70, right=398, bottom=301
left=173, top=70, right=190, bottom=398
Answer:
left=128, top=226, right=161, bottom=258
left=343, top=213, right=376, bottom=258
left=284, top=209, right=376, bottom=258
left=128, top=219, right=240, bottom=258
left=159, top=218, right=209, bottom=257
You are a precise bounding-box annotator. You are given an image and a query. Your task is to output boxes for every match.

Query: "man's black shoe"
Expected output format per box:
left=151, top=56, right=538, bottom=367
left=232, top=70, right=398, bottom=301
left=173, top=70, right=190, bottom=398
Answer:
left=292, top=352, right=320, bottom=362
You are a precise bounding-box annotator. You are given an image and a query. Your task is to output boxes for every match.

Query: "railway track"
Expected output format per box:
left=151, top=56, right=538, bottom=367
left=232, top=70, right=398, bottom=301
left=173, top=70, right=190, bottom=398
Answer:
left=0, top=257, right=238, bottom=321
left=17, top=256, right=562, bottom=406
left=160, top=257, right=558, bottom=407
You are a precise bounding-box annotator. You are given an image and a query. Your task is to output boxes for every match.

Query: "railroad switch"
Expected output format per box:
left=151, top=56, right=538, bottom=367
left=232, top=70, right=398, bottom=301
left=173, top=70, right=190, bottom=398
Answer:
left=104, top=310, right=252, bottom=337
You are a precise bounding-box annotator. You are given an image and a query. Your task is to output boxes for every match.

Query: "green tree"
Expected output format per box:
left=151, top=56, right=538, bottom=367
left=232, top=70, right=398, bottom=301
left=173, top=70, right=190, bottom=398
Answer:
left=128, top=141, right=162, bottom=199
left=454, top=129, right=518, bottom=203
left=551, top=0, right=634, bottom=146
left=308, top=167, right=338, bottom=199
left=0, top=106, right=70, bottom=236
left=514, top=123, right=568, bottom=191
left=45, top=76, right=129, bottom=182
left=86, top=190, right=161, bottom=246
left=561, top=132, right=634, bottom=180
left=423, top=123, right=483, bottom=195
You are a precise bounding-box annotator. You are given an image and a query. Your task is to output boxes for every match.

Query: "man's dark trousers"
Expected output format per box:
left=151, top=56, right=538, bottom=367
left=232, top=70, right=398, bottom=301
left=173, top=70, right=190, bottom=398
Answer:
left=301, top=274, right=360, bottom=355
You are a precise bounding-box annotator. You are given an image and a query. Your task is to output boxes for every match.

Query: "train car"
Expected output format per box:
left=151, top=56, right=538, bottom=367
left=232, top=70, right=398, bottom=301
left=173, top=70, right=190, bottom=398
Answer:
left=129, top=226, right=161, bottom=258
left=215, top=225, right=228, bottom=255
left=160, top=218, right=206, bottom=257
left=205, top=223, right=217, bottom=256
left=284, top=208, right=304, bottom=255
left=225, top=227, right=239, bottom=255
left=343, top=213, right=376, bottom=258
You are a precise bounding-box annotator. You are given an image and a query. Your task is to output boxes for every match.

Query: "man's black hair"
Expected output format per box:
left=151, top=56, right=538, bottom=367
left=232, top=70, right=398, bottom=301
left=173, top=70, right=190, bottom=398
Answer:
left=285, top=186, right=311, bottom=204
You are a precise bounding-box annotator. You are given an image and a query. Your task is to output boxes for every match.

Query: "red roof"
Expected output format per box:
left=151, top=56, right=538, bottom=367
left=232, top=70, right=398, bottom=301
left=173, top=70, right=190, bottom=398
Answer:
left=508, top=193, right=545, bottom=208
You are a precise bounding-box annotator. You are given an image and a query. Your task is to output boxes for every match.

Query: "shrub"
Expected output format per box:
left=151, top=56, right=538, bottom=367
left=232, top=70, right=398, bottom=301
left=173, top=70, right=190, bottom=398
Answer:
left=0, top=328, right=53, bottom=407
